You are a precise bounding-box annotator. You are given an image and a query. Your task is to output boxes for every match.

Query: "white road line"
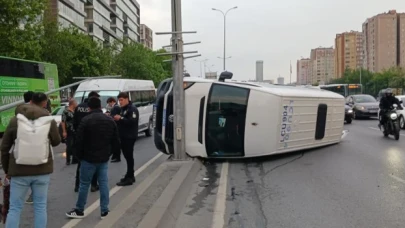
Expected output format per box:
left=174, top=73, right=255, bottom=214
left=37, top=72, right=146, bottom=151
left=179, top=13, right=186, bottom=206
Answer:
left=212, top=162, right=229, bottom=228
left=390, top=174, right=405, bottom=184
left=61, top=153, right=164, bottom=228
left=368, top=127, right=405, bottom=136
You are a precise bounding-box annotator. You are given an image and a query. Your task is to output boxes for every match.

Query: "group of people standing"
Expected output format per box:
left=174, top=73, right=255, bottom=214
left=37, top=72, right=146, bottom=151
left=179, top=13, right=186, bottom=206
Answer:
left=0, top=90, right=140, bottom=227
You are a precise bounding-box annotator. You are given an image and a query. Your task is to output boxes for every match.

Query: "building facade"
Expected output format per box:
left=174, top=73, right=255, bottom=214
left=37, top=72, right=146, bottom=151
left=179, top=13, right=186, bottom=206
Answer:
left=140, top=24, right=153, bottom=49
left=47, top=0, right=140, bottom=46
left=334, top=31, right=363, bottom=78
left=296, top=58, right=310, bottom=85
left=309, top=47, right=335, bottom=84
left=362, top=10, right=405, bottom=72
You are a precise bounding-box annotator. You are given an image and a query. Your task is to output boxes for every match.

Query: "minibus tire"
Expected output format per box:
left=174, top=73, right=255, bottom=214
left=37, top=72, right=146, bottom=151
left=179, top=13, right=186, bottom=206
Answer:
left=145, top=119, right=153, bottom=137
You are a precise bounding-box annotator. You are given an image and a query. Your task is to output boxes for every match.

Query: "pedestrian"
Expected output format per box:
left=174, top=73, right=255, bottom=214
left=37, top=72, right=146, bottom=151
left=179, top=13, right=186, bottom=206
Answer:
left=61, top=99, right=78, bottom=165
left=66, top=96, right=120, bottom=219
left=73, top=91, right=99, bottom=192
left=19, top=91, right=35, bottom=204
left=106, top=97, right=122, bottom=162
left=114, top=92, right=139, bottom=186
left=1, top=92, right=61, bottom=228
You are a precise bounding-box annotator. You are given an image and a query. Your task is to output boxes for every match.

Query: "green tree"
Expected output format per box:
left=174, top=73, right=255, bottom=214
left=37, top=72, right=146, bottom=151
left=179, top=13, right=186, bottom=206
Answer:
left=41, top=22, right=113, bottom=86
left=0, top=0, right=47, bottom=60
left=114, top=42, right=170, bottom=85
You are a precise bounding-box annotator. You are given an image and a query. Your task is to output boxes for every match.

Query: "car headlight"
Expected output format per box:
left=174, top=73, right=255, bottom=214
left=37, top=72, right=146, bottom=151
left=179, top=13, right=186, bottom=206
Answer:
left=390, top=113, right=398, bottom=120
left=358, top=106, right=365, bottom=110
left=348, top=109, right=353, bottom=113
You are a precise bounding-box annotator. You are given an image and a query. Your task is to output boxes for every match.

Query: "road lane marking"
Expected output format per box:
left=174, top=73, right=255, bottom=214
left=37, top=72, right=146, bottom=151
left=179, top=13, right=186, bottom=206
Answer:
left=212, top=162, right=229, bottom=228
left=368, top=127, right=405, bottom=136
left=61, top=152, right=164, bottom=228
left=390, top=174, right=405, bottom=184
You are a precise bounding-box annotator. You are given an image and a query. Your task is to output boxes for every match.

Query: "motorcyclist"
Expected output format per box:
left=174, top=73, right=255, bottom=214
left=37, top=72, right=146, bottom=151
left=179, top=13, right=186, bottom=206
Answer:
left=378, top=88, right=403, bottom=128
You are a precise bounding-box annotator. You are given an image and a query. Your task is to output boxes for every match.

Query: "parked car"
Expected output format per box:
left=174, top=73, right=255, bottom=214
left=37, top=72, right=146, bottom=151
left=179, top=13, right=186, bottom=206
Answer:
left=51, top=106, right=66, bottom=127
left=345, top=104, right=353, bottom=124
left=346, top=94, right=379, bottom=119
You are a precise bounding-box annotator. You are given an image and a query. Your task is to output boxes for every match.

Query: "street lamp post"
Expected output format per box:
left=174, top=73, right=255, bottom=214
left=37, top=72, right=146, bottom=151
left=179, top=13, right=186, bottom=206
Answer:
left=194, top=59, right=208, bottom=77
left=212, top=6, right=237, bottom=71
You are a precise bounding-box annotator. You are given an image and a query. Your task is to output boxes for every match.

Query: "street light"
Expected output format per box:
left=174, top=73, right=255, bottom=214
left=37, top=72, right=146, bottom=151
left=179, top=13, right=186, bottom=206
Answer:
left=212, top=6, right=238, bottom=71
left=194, top=59, right=208, bottom=77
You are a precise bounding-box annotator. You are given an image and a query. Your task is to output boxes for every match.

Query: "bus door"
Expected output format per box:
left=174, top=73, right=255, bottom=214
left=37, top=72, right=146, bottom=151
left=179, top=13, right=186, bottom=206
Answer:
left=205, top=84, right=249, bottom=157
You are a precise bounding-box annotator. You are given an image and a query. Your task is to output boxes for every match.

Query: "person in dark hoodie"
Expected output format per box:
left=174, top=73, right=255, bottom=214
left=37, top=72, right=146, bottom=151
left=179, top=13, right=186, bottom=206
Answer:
left=73, top=91, right=99, bottom=192
left=1, top=92, right=61, bottom=228
left=66, top=96, right=120, bottom=220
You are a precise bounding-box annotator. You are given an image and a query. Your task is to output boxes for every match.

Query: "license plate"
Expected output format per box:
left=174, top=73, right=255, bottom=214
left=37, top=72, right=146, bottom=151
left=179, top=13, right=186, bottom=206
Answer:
left=369, top=110, right=377, bottom=113
left=152, top=105, right=156, bottom=128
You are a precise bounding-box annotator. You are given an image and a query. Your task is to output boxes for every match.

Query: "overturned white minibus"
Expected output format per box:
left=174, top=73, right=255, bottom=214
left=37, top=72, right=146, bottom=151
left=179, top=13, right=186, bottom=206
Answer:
left=154, top=74, right=345, bottom=158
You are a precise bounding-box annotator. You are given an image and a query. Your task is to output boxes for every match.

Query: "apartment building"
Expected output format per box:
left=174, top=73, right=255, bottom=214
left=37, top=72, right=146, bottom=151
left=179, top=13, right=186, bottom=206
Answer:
left=334, top=31, right=363, bottom=78
left=362, top=10, right=405, bottom=72
left=309, top=47, right=335, bottom=84
left=296, top=58, right=310, bottom=85
left=47, top=0, right=87, bottom=32
left=47, top=0, right=140, bottom=46
left=140, top=24, right=153, bottom=49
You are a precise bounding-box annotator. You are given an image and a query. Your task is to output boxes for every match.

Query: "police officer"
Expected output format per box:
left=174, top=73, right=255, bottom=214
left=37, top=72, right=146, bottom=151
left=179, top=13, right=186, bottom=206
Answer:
left=73, top=91, right=99, bottom=192
left=114, top=92, right=139, bottom=186
left=379, top=88, right=403, bottom=128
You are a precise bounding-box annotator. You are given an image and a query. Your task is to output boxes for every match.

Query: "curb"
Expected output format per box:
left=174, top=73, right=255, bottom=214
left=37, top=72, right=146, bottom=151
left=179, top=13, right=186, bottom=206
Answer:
left=137, top=158, right=203, bottom=228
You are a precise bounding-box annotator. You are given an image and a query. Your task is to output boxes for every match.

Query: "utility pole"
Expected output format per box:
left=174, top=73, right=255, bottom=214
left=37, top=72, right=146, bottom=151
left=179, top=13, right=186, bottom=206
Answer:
left=156, top=0, right=199, bottom=160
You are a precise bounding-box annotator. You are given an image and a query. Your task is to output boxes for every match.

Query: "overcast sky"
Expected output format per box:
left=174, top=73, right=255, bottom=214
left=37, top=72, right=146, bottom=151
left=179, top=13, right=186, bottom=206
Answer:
left=138, top=0, right=404, bottom=82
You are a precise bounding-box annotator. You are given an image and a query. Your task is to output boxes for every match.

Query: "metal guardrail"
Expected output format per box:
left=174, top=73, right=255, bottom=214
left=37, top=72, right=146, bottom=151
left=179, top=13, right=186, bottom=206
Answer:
left=0, top=75, right=121, bottom=112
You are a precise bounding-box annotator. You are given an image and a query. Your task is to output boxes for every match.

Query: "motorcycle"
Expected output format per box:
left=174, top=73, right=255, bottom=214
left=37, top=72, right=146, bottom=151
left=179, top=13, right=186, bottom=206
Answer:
left=380, top=104, right=401, bottom=140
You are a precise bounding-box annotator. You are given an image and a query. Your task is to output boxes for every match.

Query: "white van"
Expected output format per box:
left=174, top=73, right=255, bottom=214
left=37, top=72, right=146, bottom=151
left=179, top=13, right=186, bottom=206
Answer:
left=154, top=75, right=345, bottom=158
left=74, top=79, right=156, bottom=136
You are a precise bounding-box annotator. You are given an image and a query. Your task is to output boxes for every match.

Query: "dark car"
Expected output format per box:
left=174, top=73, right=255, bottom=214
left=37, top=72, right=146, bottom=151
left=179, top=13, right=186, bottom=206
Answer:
left=346, top=94, right=379, bottom=119
left=344, top=104, right=353, bottom=124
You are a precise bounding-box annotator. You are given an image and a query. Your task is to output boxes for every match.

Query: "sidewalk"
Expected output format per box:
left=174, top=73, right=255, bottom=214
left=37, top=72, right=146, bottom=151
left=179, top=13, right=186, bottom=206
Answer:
left=60, top=156, right=227, bottom=228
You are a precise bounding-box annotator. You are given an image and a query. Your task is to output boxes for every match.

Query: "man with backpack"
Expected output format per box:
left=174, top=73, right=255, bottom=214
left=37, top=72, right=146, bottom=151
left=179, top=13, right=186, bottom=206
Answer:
left=73, top=91, right=99, bottom=192
left=66, top=96, right=120, bottom=219
left=1, top=92, right=61, bottom=228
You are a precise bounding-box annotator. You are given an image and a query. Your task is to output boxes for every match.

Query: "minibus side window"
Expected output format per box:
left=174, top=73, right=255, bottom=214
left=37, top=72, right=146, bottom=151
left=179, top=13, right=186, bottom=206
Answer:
left=205, top=84, right=249, bottom=157
left=315, top=104, right=327, bottom=140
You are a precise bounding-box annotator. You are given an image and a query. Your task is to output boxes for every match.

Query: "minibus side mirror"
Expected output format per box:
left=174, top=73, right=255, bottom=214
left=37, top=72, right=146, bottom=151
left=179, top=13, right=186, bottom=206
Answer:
left=218, top=71, right=233, bottom=82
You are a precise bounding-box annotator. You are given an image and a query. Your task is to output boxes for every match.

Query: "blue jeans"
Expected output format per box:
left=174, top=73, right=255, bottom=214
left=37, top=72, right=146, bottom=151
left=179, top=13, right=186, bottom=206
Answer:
left=76, top=160, right=109, bottom=214
left=6, top=174, right=50, bottom=228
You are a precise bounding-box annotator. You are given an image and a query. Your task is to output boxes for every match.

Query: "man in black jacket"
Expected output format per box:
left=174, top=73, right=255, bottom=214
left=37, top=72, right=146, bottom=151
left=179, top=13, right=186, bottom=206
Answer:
left=73, top=91, right=100, bottom=192
left=114, top=92, right=139, bottom=186
left=66, top=96, right=120, bottom=219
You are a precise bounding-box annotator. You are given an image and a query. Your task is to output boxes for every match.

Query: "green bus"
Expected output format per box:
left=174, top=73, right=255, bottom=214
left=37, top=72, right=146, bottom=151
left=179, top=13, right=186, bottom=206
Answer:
left=0, top=56, right=60, bottom=133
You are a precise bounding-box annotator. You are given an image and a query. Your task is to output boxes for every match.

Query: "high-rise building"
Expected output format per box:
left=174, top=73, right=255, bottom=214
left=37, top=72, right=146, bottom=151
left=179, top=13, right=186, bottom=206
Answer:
left=47, top=0, right=141, bottom=46
left=334, top=31, right=363, bottom=78
left=140, top=24, right=153, bottom=49
left=296, top=58, right=310, bottom=85
left=309, top=47, right=335, bottom=84
left=47, top=0, right=87, bottom=32
left=398, top=13, right=405, bottom=68
left=256, top=60, right=264, bottom=82
left=362, top=10, right=405, bottom=72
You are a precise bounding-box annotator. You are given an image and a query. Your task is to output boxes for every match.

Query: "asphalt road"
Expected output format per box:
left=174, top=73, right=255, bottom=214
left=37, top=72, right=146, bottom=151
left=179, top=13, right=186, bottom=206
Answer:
left=0, top=133, right=162, bottom=228
left=222, top=117, right=405, bottom=228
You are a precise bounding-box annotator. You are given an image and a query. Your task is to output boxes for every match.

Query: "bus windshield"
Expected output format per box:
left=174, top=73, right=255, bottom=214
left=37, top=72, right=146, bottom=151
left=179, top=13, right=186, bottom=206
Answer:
left=74, top=91, right=120, bottom=107
left=347, top=84, right=362, bottom=95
